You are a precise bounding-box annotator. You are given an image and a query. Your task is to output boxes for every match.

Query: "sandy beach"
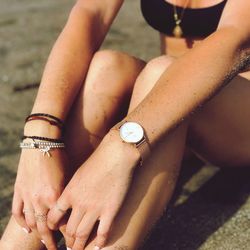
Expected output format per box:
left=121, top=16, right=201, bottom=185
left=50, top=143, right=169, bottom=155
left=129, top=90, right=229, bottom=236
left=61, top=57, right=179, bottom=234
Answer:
left=0, top=0, right=250, bottom=249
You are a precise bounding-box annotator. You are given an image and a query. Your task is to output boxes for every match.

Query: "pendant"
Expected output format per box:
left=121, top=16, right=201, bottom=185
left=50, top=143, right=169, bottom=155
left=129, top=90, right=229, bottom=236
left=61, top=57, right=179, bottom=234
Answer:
left=40, top=146, right=51, bottom=157
left=173, top=24, right=183, bottom=38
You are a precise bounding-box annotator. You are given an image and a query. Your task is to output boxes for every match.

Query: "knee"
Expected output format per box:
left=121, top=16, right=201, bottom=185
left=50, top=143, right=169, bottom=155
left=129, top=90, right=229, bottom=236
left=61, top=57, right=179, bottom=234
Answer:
left=144, top=55, right=175, bottom=79
left=137, top=55, right=175, bottom=90
left=131, top=55, right=175, bottom=102
left=91, top=50, right=126, bottom=70
left=90, top=50, right=144, bottom=75
left=87, top=50, right=145, bottom=93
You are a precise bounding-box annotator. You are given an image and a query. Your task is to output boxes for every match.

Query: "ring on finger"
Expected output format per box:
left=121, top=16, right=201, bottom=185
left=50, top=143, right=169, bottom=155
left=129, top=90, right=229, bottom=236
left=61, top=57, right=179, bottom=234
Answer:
left=23, top=208, right=34, bottom=214
left=55, top=203, right=67, bottom=214
left=35, top=213, right=48, bottom=222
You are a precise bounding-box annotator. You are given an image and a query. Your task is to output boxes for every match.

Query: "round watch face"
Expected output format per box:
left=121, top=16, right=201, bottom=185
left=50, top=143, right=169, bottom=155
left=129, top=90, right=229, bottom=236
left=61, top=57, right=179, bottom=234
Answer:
left=119, top=122, right=144, bottom=143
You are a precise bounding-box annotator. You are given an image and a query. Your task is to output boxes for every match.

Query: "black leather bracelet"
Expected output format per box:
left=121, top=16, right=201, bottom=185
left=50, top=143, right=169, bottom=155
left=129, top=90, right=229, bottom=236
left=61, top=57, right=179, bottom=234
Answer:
left=25, top=113, right=63, bottom=126
left=22, top=135, right=64, bottom=143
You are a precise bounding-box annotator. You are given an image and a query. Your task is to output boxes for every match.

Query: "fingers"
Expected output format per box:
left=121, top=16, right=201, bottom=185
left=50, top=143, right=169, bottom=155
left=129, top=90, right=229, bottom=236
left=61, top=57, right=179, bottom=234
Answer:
left=64, top=208, right=85, bottom=248
left=72, top=213, right=98, bottom=250
left=47, top=195, right=70, bottom=230
left=12, top=192, right=31, bottom=233
left=13, top=196, right=57, bottom=250
left=34, top=208, right=57, bottom=250
left=23, top=202, right=36, bottom=231
left=58, top=217, right=68, bottom=243
left=33, top=194, right=59, bottom=250
left=95, top=216, right=114, bottom=249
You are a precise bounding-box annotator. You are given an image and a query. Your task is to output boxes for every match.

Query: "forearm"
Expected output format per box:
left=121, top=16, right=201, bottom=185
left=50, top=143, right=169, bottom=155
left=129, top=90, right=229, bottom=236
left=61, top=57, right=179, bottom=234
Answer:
left=24, top=2, right=122, bottom=136
left=126, top=27, right=249, bottom=147
left=31, top=6, right=105, bottom=120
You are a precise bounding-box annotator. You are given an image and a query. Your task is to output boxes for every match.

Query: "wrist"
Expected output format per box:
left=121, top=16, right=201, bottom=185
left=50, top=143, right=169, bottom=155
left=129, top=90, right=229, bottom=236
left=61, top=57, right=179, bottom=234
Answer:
left=24, top=120, right=62, bottom=138
left=102, top=130, right=141, bottom=169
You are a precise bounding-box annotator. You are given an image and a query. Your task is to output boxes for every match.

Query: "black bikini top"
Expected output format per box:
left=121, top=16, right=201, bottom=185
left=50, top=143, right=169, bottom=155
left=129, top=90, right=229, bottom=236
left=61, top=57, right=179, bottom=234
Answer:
left=141, top=0, right=227, bottom=37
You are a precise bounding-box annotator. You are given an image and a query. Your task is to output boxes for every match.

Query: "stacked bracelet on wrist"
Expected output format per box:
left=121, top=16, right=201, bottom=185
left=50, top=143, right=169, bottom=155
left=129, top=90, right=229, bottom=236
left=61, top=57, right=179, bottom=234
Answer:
left=21, top=113, right=65, bottom=157
left=20, top=141, right=65, bottom=157
left=22, top=135, right=64, bottom=143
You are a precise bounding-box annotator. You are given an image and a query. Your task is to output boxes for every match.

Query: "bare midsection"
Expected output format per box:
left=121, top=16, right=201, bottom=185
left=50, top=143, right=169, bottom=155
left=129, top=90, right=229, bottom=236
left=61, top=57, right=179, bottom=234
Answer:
left=160, top=34, right=203, bottom=57
left=160, top=34, right=250, bottom=80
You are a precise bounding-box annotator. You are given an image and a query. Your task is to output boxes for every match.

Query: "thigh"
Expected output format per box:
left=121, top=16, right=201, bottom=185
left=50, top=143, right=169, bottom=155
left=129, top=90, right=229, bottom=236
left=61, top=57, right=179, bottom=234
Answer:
left=64, top=50, right=145, bottom=168
left=188, top=75, right=250, bottom=167
left=0, top=50, right=145, bottom=250
left=83, top=54, right=188, bottom=249
left=0, top=217, right=45, bottom=250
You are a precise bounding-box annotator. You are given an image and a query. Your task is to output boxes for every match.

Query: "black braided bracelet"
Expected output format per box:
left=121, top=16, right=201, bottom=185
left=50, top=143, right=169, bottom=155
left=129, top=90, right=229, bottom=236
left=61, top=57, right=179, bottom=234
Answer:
left=25, top=113, right=63, bottom=125
left=22, top=135, right=64, bottom=143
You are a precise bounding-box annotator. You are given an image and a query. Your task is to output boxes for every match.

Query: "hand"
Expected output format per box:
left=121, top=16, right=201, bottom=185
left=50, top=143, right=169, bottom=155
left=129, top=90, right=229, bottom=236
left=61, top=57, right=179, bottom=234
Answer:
left=48, top=131, right=140, bottom=250
left=12, top=148, right=68, bottom=250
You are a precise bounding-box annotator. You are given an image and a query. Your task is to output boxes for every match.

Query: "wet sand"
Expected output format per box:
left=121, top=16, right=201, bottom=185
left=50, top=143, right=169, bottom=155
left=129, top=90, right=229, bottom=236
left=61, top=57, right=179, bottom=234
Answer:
left=0, top=0, right=249, bottom=249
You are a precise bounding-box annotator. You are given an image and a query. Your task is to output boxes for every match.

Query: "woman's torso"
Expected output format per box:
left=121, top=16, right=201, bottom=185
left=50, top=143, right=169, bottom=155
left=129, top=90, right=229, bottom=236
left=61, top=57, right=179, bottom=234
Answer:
left=141, top=0, right=250, bottom=78
left=141, top=0, right=226, bottom=56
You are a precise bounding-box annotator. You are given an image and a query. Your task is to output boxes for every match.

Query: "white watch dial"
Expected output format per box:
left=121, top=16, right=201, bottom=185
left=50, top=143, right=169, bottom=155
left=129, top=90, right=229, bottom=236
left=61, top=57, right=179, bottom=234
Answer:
left=119, top=122, right=144, bottom=143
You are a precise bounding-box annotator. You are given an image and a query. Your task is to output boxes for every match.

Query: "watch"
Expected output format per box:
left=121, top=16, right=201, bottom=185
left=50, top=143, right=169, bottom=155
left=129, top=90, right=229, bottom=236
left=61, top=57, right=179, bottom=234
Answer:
left=111, top=121, right=150, bottom=166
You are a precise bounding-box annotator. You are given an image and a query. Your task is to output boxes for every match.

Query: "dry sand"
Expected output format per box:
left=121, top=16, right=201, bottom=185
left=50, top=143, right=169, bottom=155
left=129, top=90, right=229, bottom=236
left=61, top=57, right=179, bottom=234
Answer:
left=0, top=0, right=249, bottom=249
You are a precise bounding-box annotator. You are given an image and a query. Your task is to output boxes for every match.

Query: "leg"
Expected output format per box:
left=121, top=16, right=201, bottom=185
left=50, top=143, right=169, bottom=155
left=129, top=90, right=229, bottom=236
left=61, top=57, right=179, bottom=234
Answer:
left=0, top=217, right=45, bottom=250
left=188, top=75, right=250, bottom=167
left=64, top=50, right=145, bottom=168
left=83, top=56, right=189, bottom=249
left=82, top=59, right=250, bottom=249
left=0, top=50, right=145, bottom=249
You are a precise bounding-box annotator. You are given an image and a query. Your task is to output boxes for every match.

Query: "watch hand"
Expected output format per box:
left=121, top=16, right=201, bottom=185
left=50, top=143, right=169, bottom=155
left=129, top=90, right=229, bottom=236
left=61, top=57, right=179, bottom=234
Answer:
left=125, top=131, right=133, bottom=139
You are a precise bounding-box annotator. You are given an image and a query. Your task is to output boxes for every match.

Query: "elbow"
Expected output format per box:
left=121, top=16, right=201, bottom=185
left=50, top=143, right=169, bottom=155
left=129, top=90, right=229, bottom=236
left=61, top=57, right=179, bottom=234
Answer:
left=230, top=28, right=250, bottom=72
left=70, top=2, right=98, bottom=19
left=238, top=45, right=250, bottom=72
left=66, top=2, right=107, bottom=49
left=213, top=26, right=250, bottom=72
left=237, top=33, right=250, bottom=72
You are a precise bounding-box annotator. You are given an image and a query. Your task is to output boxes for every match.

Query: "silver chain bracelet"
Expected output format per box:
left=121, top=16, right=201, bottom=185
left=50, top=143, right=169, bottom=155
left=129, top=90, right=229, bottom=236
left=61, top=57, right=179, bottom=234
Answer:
left=20, top=141, right=65, bottom=157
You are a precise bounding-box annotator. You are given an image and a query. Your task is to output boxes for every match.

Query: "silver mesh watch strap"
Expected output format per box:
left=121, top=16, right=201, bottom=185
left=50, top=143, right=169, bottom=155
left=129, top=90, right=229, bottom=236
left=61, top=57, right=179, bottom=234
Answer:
left=135, top=137, right=150, bottom=166
left=111, top=120, right=151, bottom=166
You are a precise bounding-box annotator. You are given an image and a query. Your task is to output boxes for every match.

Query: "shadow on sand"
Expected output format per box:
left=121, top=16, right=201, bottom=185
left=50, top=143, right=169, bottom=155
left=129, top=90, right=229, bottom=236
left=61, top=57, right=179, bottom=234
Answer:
left=139, top=157, right=250, bottom=250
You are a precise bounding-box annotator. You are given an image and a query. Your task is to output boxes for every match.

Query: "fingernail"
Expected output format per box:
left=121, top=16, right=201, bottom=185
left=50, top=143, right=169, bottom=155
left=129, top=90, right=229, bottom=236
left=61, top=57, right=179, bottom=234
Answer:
left=94, top=246, right=101, bottom=250
left=66, top=247, right=72, bottom=250
left=22, top=227, right=30, bottom=234
left=41, top=240, right=45, bottom=245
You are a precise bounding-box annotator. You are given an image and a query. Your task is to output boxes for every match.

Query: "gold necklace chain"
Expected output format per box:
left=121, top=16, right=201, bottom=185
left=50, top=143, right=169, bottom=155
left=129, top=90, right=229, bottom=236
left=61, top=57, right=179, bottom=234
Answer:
left=172, top=0, right=190, bottom=37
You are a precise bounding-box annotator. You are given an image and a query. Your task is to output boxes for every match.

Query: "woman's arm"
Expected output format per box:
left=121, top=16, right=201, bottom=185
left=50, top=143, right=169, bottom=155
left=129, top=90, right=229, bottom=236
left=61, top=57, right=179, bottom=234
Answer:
left=46, top=1, right=250, bottom=249
left=25, top=0, right=124, bottom=136
left=13, top=1, right=124, bottom=249
left=122, top=0, right=250, bottom=148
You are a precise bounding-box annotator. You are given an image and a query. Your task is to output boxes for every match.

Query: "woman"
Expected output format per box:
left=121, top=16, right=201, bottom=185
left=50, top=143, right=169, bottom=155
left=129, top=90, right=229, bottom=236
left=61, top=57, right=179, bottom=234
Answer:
left=1, top=0, right=250, bottom=249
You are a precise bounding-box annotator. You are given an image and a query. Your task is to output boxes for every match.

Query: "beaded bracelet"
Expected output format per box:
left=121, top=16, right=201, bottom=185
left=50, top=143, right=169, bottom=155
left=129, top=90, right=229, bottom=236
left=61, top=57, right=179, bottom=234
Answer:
left=20, top=141, right=65, bottom=157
